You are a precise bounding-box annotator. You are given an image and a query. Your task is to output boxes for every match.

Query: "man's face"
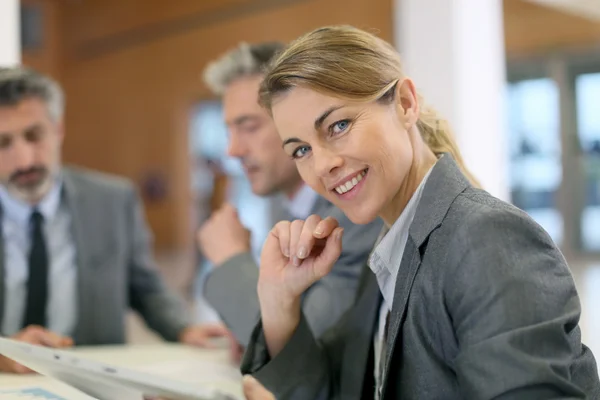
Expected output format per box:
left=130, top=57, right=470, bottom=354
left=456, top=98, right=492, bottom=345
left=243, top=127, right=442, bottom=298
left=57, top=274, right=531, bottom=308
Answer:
left=222, top=75, right=301, bottom=197
left=0, top=97, right=64, bottom=204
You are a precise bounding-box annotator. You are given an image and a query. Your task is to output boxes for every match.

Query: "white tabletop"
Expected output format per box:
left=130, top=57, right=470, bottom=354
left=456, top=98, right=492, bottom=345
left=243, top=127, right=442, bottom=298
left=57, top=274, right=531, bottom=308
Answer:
left=0, top=343, right=244, bottom=399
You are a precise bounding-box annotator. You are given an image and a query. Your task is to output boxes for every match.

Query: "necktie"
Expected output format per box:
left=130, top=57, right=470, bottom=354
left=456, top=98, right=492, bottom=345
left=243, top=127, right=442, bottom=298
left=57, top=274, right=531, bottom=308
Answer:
left=22, top=210, right=48, bottom=328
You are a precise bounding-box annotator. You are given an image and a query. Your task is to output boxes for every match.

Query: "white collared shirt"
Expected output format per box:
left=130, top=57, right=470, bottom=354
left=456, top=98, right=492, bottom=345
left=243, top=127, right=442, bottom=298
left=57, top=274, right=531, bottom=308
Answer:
left=282, top=184, right=319, bottom=220
left=369, top=164, right=435, bottom=398
left=0, top=181, right=78, bottom=336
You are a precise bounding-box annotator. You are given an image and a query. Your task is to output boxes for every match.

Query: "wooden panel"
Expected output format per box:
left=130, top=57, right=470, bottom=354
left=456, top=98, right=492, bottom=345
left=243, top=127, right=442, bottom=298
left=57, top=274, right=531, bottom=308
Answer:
left=504, top=0, right=600, bottom=56
left=22, top=0, right=600, bottom=250
left=21, top=0, right=63, bottom=80
left=56, top=0, right=393, bottom=250
left=62, top=0, right=249, bottom=54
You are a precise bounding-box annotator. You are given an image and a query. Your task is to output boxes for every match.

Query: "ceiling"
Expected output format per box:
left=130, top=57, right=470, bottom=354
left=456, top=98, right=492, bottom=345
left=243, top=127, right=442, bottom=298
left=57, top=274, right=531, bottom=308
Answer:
left=525, top=0, right=600, bottom=21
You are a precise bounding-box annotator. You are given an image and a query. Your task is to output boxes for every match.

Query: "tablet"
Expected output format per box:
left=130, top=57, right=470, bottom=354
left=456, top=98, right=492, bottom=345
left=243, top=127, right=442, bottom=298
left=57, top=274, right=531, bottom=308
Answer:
left=0, top=337, right=240, bottom=400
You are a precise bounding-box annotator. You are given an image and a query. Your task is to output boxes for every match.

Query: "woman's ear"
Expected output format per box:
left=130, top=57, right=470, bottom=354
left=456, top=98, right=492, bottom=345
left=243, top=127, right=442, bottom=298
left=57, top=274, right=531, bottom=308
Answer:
left=395, top=78, right=419, bottom=128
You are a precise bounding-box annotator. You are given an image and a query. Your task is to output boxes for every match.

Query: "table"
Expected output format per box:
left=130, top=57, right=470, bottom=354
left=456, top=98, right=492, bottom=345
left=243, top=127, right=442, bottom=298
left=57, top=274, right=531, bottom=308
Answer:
left=0, top=343, right=244, bottom=399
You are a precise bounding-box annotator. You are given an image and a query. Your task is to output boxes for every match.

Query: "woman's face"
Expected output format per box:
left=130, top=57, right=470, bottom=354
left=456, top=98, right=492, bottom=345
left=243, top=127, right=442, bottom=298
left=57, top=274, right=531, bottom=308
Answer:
left=271, top=79, right=422, bottom=225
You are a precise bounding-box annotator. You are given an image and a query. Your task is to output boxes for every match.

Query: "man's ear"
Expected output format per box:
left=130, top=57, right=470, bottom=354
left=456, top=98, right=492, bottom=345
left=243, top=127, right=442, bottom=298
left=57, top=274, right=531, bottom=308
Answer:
left=56, top=120, right=65, bottom=142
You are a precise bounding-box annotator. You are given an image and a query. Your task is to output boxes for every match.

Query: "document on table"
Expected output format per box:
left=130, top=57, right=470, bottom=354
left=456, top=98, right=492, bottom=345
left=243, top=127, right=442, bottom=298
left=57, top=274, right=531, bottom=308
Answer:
left=137, top=359, right=244, bottom=399
left=0, top=387, right=69, bottom=400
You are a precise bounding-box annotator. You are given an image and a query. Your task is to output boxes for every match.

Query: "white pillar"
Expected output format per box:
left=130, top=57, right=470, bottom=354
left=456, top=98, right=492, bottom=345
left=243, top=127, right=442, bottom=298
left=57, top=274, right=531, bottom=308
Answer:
left=0, top=0, right=20, bottom=66
left=395, top=0, right=509, bottom=201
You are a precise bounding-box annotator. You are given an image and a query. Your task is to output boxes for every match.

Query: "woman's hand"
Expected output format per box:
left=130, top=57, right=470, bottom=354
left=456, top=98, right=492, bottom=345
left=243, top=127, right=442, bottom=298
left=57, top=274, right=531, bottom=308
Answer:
left=243, top=375, right=276, bottom=400
left=258, top=215, right=343, bottom=356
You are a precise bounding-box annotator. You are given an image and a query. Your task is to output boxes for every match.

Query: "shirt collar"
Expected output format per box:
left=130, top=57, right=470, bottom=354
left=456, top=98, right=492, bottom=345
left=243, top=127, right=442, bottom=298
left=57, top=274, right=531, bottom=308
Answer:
left=0, top=178, right=63, bottom=225
left=283, top=184, right=319, bottom=220
left=369, top=163, right=436, bottom=277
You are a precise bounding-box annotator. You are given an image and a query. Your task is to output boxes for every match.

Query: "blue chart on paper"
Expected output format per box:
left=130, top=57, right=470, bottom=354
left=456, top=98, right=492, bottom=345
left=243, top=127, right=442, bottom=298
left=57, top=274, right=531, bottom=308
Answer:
left=0, top=387, right=68, bottom=399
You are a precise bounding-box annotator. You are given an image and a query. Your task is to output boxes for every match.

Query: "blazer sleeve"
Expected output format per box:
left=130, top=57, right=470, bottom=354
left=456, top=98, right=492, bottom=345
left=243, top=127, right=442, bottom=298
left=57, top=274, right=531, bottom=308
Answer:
left=204, top=252, right=261, bottom=347
left=205, top=212, right=382, bottom=345
left=241, top=312, right=348, bottom=400
left=126, top=188, right=191, bottom=341
left=445, top=206, right=600, bottom=399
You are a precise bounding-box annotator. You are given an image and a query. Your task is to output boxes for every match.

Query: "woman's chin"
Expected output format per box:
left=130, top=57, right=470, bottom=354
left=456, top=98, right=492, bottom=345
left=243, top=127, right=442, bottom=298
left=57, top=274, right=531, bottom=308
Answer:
left=343, top=208, right=380, bottom=226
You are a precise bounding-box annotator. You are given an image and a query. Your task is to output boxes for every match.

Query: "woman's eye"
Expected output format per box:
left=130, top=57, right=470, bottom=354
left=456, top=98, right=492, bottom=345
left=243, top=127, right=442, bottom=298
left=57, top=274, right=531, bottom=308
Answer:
left=331, top=120, right=351, bottom=135
left=292, top=145, right=311, bottom=159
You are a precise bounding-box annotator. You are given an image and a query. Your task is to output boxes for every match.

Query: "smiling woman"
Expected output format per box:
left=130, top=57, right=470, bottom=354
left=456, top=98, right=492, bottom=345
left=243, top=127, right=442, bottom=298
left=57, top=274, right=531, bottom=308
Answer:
left=240, top=25, right=600, bottom=400
left=260, top=27, right=479, bottom=226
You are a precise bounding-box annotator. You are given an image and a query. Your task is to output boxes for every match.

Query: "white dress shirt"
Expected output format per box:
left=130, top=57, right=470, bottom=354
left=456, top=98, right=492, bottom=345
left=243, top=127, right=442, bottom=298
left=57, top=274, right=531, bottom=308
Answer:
left=369, top=164, right=435, bottom=399
left=0, top=182, right=78, bottom=336
left=282, top=184, right=319, bottom=220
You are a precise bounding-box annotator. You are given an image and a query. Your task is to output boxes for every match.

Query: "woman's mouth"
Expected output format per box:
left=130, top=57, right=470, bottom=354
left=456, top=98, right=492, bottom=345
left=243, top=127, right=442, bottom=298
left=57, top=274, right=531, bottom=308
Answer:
left=332, top=168, right=368, bottom=200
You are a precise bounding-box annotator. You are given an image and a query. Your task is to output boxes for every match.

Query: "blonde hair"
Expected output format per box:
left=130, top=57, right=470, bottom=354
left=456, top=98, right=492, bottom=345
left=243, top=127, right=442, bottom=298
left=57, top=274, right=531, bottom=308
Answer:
left=259, top=25, right=480, bottom=187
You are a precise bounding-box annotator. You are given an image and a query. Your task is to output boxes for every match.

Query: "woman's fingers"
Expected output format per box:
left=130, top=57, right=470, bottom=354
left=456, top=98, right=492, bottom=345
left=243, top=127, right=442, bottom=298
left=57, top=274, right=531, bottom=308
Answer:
left=243, top=375, right=276, bottom=400
left=313, top=216, right=339, bottom=239
left=313, top=227, right=344, bottom=279
left=289, top=219, right=305, bottom=266
left=296, top=215, right=322, bottom=262
left=272, top=221, right=291, bottom=258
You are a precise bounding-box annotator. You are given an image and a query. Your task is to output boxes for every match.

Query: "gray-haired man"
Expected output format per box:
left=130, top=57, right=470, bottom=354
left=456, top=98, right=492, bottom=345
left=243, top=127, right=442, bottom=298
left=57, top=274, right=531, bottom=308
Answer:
left=0, top=67, right=232, bottom=373
left=197, top=42, right=383, bottom=345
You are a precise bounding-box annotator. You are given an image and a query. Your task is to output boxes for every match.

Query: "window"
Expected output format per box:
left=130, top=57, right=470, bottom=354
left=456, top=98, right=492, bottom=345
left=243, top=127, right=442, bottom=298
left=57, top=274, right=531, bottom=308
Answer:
left=575, top=72, right=600, bottom=251
left=507, top=78, right=562, bottom=245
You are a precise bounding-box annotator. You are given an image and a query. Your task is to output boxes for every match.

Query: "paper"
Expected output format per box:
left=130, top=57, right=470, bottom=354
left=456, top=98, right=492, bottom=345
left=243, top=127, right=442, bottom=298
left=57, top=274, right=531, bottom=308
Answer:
left=0, top=387, right=68, bottom=399
left=137, top=359, right=243, bottom=400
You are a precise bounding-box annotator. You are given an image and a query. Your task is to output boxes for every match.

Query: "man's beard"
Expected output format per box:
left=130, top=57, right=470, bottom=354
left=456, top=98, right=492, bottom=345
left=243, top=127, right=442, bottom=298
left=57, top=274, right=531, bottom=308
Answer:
left=6, top=166, right=52, bottom=204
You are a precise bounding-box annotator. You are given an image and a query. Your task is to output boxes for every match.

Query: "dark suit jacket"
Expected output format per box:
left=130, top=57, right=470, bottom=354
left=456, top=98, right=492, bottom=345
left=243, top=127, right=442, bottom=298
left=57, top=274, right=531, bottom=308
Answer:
left=204, top=194, right=383, bottom=346
left=241, top=155, right=600, bottom=399
left=0, top=167, right=191, bottom=345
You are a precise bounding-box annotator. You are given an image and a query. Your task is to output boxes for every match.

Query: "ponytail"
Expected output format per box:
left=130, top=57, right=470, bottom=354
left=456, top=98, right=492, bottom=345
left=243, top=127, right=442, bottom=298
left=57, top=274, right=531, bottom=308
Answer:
left=417, top=103, right=481, bottom=188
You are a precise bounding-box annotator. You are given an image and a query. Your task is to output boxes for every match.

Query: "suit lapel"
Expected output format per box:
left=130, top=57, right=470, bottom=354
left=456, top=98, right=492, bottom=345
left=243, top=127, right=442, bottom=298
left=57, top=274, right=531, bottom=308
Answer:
left=379, top=238, right=421, bottom=396
left=339, top=270, right=381, bottom=400
left=0, top=206, right=5, bottom=329
left=62, top=170, right=94, bottom=344
left=378, top=154, right=471, bottom=397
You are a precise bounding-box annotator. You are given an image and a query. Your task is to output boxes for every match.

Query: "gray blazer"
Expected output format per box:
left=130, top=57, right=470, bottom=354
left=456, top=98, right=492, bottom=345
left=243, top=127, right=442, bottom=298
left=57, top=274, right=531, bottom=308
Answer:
left=0, top=167, right=191, bottom=345
left=242, top=155, right=600, bottom=399
left=204, top=194, right=383, bottom=346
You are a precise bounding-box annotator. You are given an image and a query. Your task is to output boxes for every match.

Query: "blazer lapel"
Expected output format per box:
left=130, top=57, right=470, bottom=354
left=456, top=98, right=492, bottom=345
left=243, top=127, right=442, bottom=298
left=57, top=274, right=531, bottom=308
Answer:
left=379, top=154, right=471, bottom=397
left=62, top=170, right=94, bottom=344
left=339, top=270, right=381, bottom=400
left=0, top=206, right=5, bottom=329
left=379, top=237, right=421, bottom=396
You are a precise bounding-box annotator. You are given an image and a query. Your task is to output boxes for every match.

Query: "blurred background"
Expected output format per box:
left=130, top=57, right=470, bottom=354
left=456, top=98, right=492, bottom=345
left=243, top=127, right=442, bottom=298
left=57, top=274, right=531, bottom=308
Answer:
left=2, top=0, right=599, bottom=356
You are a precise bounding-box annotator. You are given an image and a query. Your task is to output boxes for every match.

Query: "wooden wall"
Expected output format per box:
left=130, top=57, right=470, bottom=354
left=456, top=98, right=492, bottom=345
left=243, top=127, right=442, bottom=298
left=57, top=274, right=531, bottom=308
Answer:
left=20, top=0, right=600, bottom=250
left=504, top=0, right=600, bottom=57
left=23, top=0, right=393, bottom=250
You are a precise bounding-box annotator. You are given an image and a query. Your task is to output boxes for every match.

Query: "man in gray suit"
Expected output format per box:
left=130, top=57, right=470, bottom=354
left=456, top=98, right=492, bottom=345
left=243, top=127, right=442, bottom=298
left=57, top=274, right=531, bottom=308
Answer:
left=197, top=42, right=382, bottom=346
left=0, top=67, right=232, bottom=373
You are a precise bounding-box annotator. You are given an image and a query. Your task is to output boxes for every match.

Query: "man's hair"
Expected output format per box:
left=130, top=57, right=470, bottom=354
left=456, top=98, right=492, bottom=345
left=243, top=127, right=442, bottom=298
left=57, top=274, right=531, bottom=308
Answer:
left=203, top=41, right=285, bottom=96
left=0, top=66, right=65, bottom=121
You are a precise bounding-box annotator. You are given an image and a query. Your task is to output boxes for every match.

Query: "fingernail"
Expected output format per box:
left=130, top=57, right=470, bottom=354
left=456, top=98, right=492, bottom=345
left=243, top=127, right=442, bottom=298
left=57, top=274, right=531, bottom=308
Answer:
left=314, top=223, right=323, bottom=236
left=243, top=375, right=257, bottom=386
left=293, top=256, right=301, bottom=267
left=297, top=246, right=307, bottom=259
left=283, top=247, right=290, bottom=257
left=336, top=228, right=344, bottom=242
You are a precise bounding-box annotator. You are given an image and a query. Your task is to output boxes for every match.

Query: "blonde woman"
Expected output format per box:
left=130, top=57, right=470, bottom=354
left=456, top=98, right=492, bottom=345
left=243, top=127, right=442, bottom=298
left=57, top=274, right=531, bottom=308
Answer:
left=239, top=25, right=600, bottom=399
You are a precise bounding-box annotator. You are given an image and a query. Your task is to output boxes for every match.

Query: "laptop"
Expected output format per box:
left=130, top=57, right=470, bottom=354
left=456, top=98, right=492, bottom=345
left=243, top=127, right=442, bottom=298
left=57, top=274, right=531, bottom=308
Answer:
left=0, top=337, right=240, bottom=400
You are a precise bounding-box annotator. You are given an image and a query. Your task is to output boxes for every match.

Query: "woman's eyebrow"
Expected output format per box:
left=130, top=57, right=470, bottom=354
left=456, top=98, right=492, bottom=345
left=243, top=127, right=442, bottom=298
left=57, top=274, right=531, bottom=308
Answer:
left=314, top=105, right=344, bottom=130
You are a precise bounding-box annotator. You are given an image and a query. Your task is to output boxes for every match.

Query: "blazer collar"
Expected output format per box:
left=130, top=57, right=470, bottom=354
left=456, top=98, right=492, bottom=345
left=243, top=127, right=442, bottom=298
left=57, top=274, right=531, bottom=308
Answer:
left=409, top=153, right=471, bottom=247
